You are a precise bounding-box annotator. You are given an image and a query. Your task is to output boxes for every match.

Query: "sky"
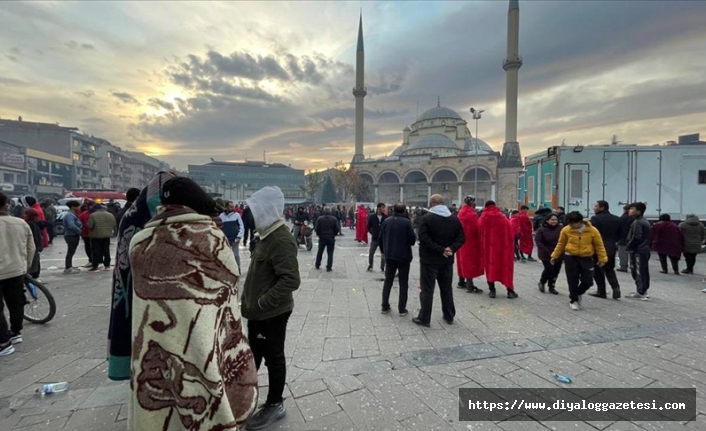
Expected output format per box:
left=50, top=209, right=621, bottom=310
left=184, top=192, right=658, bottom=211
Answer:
left=1, top=0, right=705, bottom=171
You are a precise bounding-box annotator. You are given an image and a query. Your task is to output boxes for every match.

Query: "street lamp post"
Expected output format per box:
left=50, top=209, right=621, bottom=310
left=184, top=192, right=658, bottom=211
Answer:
left=470, top=107, right=484, bottom=198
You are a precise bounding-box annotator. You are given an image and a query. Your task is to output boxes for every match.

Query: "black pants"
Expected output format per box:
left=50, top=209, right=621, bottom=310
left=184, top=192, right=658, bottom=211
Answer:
left=65, top=235, right=80, bottom=269
left=594, top=254, right=620, bottom=294
left=83, top=237, right=92, bottom=264
left=28, top=253, right=41, bottom=279
left=382, top=259, right=411, bottom=312
left=684, top=252, right=697, bottom=273
left=417, top=264, right=454, bottom=324
left=368, top=240, right=385, bottom=270
left=243, top=225, right=256, bottom=246
left=514, top=235, right=524, bottom=260
left=91, top=238, right=111, bottom=269
left=658, top=253, right=680, bottom=273
left=248, top=311, right=291, bottom=405
left=0, top=275, right=25, bottom=344
left=47, top=222, right=55, bottom=244
left=564, top=256, right=594, bottom=303
left=629, top=252, right=651, bottom=295
left=540, top=259, right=563, bottom=287
left=315, top=236, right=335, bottom=270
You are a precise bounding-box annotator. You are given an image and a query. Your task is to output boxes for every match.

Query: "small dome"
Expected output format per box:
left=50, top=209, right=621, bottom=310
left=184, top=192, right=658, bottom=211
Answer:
left=403, top=126, right=410, bottom=132
left=407, top=134, right=459, bottom=152
left=416, top=106, right=463, bottom=123
left=464, top=137, right=494, bottom=154
left=390, top=145, right=404, bottom=156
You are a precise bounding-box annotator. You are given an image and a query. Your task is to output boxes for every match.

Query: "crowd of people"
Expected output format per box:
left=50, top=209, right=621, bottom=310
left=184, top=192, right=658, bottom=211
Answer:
left=1, top=174, right=706, bottom=430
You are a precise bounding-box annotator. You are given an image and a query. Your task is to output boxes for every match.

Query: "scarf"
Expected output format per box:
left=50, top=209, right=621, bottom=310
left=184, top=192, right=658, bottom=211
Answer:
left=107, top=171, right=176, bottom=381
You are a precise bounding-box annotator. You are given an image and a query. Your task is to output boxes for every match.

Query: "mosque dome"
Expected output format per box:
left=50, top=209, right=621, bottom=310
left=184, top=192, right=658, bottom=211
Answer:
left=390, top=145, right=404, bottom=156
left=406, top=134, right=460, bottom=152
left=416, top=106, right=463, bottom=123
left=464, top=137, right=494, bottom=154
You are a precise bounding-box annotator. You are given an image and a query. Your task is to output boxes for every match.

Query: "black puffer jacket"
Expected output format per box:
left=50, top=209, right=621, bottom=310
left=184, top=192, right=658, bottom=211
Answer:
left=627, top=215, right=651, bottom=253
left=535, top=222, right=562, bottom=261
left=617, top=212, right=633, bottom=245
left=379, top=214, right=416, bottom=263
left=590, top=210, right=621, bottom=255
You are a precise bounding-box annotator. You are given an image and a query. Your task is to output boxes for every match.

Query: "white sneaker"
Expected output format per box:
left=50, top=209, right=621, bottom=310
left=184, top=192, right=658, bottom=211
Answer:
left=0, top=343, right=15, bottom=356
left=626, top=293, right=648, bottom=300
left=701, top=288, right=706, bottom=293
left=570, top=302, right=579, bottom=311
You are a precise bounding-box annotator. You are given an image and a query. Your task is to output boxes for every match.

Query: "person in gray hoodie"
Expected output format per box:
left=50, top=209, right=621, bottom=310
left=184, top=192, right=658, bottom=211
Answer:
left=679, top=214, right=706, bottom=275
left=241, top=186, right=300, bottom=430
left=413, top=194, right=465, bottom=327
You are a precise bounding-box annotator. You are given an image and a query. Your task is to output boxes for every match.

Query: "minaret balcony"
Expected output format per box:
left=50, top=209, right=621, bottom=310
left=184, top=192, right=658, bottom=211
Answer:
left=503, top=57, right=523, bottom=70
left=352, top=87, right=367, bottom=97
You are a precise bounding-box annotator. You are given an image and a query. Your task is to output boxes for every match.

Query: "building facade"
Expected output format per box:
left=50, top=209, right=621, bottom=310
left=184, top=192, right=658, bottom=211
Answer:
left=26, top=148, right=74, bottom=198
left=188, top=161, right=306, bottom=204
left=0, top=140, right=30, bottom=197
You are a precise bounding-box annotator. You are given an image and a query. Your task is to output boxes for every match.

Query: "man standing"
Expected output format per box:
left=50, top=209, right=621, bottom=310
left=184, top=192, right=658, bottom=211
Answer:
left=518, top=205, right=535, bottom=261
left=625, top=202, right=651, bottom=300
left=551, top=211, right=607, bottom=310
left=242, top=204, right=256, bottom=247
left=589, top=200, right=621, bottom=299
left=219, top=201, right=245, bottom=271
left=456, top=195, right=483, bottom=293
left=479, top=201, right=518, bottom=299
left=79, top=203, right=94, bottom=268
left=0, top=192, right=35, bottom=356
left=616, top=205, right=632, bottom=272
left=116, top=188, right=140, bottom=230
left=379, top=203, right=416, bottom=315
left=88, top=204, right=116, bottom=273
left=62, top=200, right=83, bottom=274
left=556, top=206, right=566, bottom=225
left=367, top=203, right=388, bottom=272
left=42, top=199, right=57, bottom=245
left=242, top=186, right=300, bottom=430
left=413, top=195, right=465, bottom=327
left=314, top=207, right=339, bottom=271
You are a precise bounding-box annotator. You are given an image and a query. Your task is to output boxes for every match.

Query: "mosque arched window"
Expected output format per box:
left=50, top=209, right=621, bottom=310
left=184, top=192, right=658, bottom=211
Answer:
left=441, top=120, right=446, bottom=126
left=430, top=120, right=435, bottom=126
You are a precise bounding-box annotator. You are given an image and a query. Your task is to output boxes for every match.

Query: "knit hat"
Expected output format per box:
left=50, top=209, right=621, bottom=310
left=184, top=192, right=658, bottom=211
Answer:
left=247, top=186, right=284, bottom=232
left=160, top=177, right=216, bottom=216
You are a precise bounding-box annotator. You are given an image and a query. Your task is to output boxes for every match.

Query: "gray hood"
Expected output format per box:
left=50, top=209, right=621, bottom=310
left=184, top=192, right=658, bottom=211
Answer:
left=685, top=214, right=701, bottom=226
left=247, top=186, right=285, bottom=232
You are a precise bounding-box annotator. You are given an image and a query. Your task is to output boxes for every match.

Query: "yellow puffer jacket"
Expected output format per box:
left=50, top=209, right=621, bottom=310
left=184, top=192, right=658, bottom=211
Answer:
left=551, top=220, right=608, bottom=263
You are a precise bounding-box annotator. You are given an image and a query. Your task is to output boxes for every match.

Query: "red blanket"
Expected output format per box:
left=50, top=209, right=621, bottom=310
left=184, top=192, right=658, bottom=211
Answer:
left=479, top=205, right=515, bottom=289
left=355, top=206, right=368, bottom=243
left=517, top=212, right=534, bottom=255
left=456, top=205, right=483, bottom=279
left=31, top=203, right=49, bottom=247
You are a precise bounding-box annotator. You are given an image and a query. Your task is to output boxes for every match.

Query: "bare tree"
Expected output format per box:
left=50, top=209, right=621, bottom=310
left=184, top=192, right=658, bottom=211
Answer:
left=301, top=170, right=323, bottom=202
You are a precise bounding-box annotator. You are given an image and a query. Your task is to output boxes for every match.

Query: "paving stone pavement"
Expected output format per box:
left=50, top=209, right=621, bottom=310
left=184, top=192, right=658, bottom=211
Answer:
left=2, top=228, right=706, bottom=431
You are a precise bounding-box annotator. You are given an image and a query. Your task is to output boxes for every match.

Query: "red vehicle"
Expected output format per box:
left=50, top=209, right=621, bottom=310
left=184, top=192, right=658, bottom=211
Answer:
left=64, top=189, right=126, bottom=204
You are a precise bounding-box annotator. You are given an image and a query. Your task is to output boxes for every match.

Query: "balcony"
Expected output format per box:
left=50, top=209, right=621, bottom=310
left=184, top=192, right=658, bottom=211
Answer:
left=75, top=146, right=96, bottom=156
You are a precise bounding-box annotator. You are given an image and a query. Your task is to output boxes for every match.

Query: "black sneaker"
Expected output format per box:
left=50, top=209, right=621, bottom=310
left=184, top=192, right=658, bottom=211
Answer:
left=412, top=317, right=430, bottom=328
left=588, top=292, right=607, bottom=299
left=246, top=402, right=286, bottom=430
left=613, top=289, right=621, bottom=300
left=548, top=287, right=559, bottom=295
left=466, top=286, right=483, bottom=294
left=381, top=307, right=391, bottom=314
left=488, top=289, right=496, bottom=299
left=616, top=268, right=628, bottom=273
left=443, top=318, right=453, bottom=325
left=326, top=268, right=332, bottom=272
left=367, top=266, right=373, bottom=272
left=399, top=310, right=408, bottom=316
left=538, top=282, right=545, bottom=293
left=681, top=269, right=693, bottom=275
left=507, top=290, right=518, bottom=299
left=315, top=266, right=320, bottom=270
left=456, top=282, right=467, bottom=289
left=527, top=257, right=536, bottom=262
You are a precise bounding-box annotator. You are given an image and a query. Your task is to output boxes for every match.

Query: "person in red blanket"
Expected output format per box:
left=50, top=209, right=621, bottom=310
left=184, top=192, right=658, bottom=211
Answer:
left=355, top=205, right=368, bottom=244
left=20, top=196, right=49, bottom=248
left=518, top=205, right=536, bottom=261
left=479, top=200, right=518, bottom=299
left=456, top=195, right=483, bottom=294
left=509, top=210, right=523, bottom=261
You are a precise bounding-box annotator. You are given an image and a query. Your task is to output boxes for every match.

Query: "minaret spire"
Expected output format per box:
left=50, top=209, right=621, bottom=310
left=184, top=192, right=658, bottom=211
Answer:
left=352, top=12, right=367, bottom=163
left=500, top=0, right=523, bottom=168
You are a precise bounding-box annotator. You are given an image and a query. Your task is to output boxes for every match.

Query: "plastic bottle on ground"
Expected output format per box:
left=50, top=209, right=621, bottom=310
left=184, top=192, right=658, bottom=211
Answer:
left=36, top=382, right=69, bottom=395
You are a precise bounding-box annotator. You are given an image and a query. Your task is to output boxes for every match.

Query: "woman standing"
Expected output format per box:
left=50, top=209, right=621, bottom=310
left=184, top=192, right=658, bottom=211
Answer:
left=651, top=214, right=683, bottom=275
left=535, top=214, right=562, bottom=294
left=679, top=214, right=706, bottom=275
left=22, top=208, right=47, bottom=280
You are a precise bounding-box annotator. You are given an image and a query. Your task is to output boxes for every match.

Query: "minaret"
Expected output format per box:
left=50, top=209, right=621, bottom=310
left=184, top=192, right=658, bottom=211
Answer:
left=500, top=0, right=523, bottom=168
left=352, top=13, right=367, bottom=163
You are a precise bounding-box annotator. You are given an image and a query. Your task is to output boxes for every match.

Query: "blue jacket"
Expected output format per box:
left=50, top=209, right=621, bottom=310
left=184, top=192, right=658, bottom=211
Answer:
left=219, top=211, right=244, bottom=242
left=63, top=211, right=83, bottom=236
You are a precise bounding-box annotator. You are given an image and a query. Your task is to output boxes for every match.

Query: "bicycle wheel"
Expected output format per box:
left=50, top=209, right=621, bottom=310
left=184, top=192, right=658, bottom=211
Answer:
left=23, top=277, right=57, bottom=324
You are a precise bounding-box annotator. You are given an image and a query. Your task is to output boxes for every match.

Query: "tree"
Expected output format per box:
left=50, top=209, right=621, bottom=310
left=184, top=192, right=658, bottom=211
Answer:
left=321, top=176, right=337, bottom=203
left=301, top=170, right=323, bottom=202
left=329, top=161, right=373, bottom=202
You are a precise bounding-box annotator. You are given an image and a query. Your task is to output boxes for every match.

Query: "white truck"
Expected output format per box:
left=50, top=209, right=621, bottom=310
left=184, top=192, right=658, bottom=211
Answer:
left=520, top=139, right=706, bottom=221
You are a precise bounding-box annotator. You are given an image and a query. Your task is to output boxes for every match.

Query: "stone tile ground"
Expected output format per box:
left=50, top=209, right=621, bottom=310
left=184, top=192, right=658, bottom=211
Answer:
left=1, top=227, right=706, bottom=430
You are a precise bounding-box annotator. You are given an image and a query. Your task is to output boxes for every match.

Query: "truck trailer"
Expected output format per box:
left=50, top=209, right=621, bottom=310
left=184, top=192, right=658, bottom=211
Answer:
left=519, top=141, right=706, bottom=221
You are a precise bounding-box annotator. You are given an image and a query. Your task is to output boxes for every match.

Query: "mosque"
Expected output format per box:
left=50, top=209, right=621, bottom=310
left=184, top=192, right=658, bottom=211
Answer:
left=351, top=0, right=524, bottom=208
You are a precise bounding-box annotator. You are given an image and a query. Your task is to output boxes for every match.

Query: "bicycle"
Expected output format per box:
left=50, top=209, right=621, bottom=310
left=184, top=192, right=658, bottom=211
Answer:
left=23, top=274, right=56, bottom=324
